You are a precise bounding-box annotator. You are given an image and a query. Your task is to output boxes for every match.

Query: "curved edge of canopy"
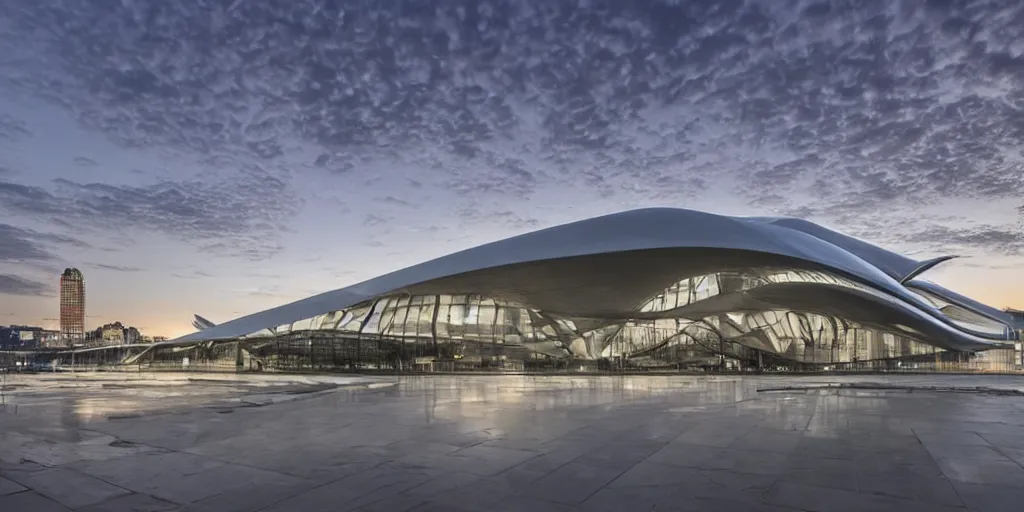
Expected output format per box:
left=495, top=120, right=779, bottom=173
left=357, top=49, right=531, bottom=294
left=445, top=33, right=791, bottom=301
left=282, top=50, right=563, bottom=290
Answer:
left=899, top=255, right=959, bottom=284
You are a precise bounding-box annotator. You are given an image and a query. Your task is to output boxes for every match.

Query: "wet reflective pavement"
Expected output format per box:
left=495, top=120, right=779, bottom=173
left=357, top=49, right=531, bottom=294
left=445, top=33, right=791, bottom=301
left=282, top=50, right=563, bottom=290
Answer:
left=3, top=374, right=1024, bottom=511
left=0, top=372, right=391, bottom=421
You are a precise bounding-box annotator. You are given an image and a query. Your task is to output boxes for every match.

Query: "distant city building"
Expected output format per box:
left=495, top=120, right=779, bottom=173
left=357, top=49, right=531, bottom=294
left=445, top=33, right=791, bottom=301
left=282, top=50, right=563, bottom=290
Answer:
left=125, top=326, right=141, bottom=344
left=0, top=326, right=61, bottom=349
left=86, top=322, right=145, bottom=347
left=59, top=268, right=86, bottom=345
left=101, top=324, right=125, bottom=345
left=1, top=325, right=40, bottom=349
left=39, top=329, right=61, bottom=347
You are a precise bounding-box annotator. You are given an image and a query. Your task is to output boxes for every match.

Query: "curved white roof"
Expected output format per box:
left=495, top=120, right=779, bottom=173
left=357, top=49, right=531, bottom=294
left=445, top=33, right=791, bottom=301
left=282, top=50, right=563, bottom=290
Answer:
left=173, top=208, right=1004, bottom=348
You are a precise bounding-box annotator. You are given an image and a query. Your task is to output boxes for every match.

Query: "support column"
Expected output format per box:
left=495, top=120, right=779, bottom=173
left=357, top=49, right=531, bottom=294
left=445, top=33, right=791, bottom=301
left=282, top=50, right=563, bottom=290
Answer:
left=430, top=295, right=441, bottom=358
left=716, top=273, right=745, bottom=370
left=235, top=341, right=243, bottom=372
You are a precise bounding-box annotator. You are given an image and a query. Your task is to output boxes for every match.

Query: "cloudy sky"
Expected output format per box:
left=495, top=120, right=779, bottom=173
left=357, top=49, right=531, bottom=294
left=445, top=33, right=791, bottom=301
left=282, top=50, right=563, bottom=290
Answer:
left=1, top=0, right=1022, bottom=338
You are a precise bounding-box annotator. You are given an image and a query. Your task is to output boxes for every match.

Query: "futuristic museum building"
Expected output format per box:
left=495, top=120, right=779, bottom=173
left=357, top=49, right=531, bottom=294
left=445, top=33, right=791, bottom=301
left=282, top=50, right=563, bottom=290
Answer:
left=124, top=208, right=1020, bottom=372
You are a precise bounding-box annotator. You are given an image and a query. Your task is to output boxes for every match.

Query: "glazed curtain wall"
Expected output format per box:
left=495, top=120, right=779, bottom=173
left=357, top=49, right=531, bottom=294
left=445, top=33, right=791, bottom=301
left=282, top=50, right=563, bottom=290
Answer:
left=239, top=268, right=952, bottom=365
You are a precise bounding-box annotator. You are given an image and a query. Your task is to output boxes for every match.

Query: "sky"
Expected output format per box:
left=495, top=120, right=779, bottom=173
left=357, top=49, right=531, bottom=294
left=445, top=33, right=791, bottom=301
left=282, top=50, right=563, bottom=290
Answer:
left=0, top=0, right=1022, bottom=339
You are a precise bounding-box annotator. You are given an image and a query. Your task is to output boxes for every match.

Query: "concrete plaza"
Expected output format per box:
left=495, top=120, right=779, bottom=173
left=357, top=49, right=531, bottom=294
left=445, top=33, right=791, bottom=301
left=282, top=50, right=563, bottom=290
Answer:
left=3, top=373, right=1024, bottom=511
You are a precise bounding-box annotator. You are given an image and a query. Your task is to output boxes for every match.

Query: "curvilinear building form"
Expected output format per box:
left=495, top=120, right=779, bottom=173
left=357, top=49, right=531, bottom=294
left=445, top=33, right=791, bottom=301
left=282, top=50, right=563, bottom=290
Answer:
left=131, top=208, right=1018, bottom=372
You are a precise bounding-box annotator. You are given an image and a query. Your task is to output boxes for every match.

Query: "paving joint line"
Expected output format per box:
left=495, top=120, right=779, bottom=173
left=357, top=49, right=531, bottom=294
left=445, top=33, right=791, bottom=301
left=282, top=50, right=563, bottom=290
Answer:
left=911, top=427, right=970, bottom=509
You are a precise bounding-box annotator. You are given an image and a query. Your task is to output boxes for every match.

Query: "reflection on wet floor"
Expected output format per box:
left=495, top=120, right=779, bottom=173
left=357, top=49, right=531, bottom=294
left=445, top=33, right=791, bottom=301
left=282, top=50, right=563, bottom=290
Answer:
left=4, top=372, right=1024, bottom=425
left=3, top=373, right=1024, bottom=511
left=0, top=372, right=384, bottom=422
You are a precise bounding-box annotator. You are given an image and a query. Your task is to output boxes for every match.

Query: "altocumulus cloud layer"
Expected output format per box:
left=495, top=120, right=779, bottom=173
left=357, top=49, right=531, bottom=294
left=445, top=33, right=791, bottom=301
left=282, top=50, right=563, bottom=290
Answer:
left=0, top=0, right=1022, bottom=329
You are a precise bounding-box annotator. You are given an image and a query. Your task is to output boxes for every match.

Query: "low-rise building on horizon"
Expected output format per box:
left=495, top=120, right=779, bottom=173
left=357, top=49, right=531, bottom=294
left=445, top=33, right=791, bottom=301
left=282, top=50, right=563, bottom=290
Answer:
left=83, top=321, right=146, bottom=347
left=1, top=325, right=61, bottom=349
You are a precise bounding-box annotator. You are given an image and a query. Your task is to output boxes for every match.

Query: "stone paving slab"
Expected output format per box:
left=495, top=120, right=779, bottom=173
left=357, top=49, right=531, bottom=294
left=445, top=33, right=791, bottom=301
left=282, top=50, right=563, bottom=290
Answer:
left=4, top=467, right=129, bottom=509
left=77, top=493, right=178, bottom=512
left=2, top=374, right=1024, bottom=511
left=0, top=476, right=28, bottom=496
left=0, top=491, right=72, bottom=512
